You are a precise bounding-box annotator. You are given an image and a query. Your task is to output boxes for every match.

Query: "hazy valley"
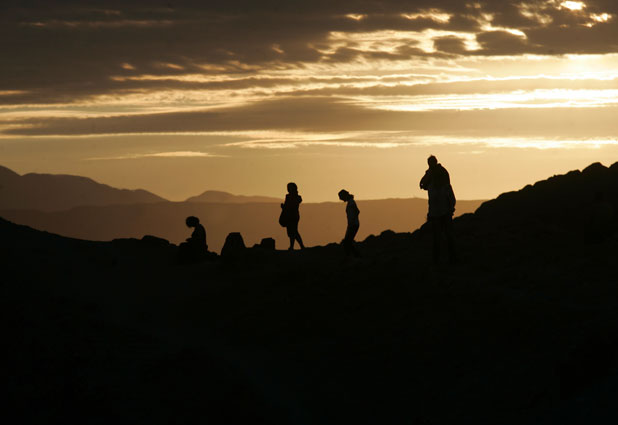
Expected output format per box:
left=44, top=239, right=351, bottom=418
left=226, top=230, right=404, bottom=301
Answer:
left=0, top=165, right=483, bottom=251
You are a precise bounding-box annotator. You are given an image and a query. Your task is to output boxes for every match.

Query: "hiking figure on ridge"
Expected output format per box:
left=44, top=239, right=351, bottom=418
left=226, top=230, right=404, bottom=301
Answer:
left=279, top=182, right=305, bottom=250
left=338, top=189, right=361, bottom=258
left=178, top=215, right=208, bottom=263
left=420, top=155, right=456, bottom=264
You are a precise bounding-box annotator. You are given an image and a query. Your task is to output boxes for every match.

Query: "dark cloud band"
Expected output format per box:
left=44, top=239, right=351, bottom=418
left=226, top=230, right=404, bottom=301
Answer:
left=2, top=1, right=618, bottom=103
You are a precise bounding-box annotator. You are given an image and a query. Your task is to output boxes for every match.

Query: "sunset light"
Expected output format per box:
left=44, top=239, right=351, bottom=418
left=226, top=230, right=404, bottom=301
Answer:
left=5, top=4, right=618, bottom=424
left=2, top=1, right=618, bottom=201
left=560, top=1, right=585, bottom=11
left=591, top=12, right=612, bottom=22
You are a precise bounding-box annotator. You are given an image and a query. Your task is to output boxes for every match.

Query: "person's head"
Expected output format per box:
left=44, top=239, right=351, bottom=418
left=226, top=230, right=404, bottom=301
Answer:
left=427, top=155, right=438, bottom=167
left=287, top=182, right=298, bottom=194
left=185, top=216, right=199, bottom=228
left=338, top=189, right=351, bottom=201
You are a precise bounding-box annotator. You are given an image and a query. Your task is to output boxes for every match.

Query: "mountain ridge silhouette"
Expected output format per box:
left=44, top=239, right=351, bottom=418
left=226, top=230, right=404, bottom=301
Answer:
left=0, top=165, right=166, bottom=211
left=3, top=161, right=618, bottom=425
left=0, top=165, right=292, bottom=211
left=185, top=190, right=280, bottom=204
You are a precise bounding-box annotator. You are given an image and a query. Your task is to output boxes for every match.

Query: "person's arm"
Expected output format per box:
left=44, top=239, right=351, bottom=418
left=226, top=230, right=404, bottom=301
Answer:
left=420, top=170, right=430, bottom=190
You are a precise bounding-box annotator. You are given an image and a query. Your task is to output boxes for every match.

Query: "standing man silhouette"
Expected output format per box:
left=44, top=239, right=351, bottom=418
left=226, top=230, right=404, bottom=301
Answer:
left=420, top=155, right=456, bottom=264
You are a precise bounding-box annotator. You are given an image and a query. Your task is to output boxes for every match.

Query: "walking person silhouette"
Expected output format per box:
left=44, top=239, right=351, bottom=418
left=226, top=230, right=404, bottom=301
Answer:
left=338, top=189, right=361, bottom=258
left=419, top=155, right=456, bottom=264
left=280, top=182, right=305, bottom=250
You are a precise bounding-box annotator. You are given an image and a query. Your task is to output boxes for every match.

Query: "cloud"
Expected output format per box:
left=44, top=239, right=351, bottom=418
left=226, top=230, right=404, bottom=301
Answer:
left=434, top=35, right=468, bottom=54
left=285, top=76, right=618, bottom=98
left=2, top=0, right=618, bottom=105
left=5, top=96, right=618, bottom=141
left=475, top=31, right=531, bottom=55
left=86, top=151, right=223, bottom=160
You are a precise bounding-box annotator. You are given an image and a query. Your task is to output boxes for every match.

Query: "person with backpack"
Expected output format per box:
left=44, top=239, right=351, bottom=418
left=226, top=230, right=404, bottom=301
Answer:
left=338, top=189, right=361, bottom=257
left=279, top=182, right=305, bottom=250
left=419, top=155, right=456, bottom=264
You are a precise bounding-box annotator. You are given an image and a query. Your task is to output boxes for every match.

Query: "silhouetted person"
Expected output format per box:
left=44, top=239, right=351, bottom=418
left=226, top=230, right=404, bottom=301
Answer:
left=338, top=189, right=361, bottom=257
left=280, top=182, right=305, bottom=250
left=179, top=215, right=208, bottom=263
left=420, top=155, right=456, bottom=264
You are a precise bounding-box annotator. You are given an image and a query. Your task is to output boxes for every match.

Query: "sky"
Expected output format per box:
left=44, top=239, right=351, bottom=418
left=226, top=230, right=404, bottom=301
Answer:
left=1, top=0, right=618, bottom=202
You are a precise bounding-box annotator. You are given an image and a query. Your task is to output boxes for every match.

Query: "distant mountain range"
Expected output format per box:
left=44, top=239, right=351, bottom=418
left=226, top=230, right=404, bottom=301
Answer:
left=185, top=190, right=280, bottom=204
left=0, top=165, right=283, bottom=212
left=0, top=165, right=166, bottom=211
left=0, top=164, right=484, bottom=252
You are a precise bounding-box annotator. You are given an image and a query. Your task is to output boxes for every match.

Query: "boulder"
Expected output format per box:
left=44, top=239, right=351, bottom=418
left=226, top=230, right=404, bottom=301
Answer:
left=259, top=237, right=276, bottom=250
left=221, top=232, right=246, bottom=258
left=141, top=234, right=170, bottom=247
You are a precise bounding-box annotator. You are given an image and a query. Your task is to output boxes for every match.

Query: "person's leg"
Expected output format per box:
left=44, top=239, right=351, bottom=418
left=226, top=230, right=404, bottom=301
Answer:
left=286, top=222, right=297, bottom=250
left=344, top=223, right=360, bottom=257
left=350, top=224, right=360, bottom=257
left=290, top=221, right=303, bottom=249
left=295, top=231, right=305, bottom=249
left=343, top=225, right=353, bottom=255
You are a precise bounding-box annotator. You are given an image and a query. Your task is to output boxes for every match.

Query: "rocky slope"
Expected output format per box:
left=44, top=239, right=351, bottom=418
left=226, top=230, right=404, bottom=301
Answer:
left=3, top=162, right=618, bottom=425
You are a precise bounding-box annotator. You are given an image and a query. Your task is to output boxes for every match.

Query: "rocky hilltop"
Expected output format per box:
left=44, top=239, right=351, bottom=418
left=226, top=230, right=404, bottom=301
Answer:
left=3, top=162, right=618, bottom=425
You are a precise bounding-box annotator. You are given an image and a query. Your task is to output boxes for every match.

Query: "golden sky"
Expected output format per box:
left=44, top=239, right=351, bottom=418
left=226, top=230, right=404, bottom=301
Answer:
left=1, top=1, right=618, bottom=201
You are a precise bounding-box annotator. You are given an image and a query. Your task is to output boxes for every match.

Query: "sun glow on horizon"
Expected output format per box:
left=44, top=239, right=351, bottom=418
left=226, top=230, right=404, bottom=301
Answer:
left=367, top=88, right=618, bottom=112
left=4, top=1, right=618, bottom=206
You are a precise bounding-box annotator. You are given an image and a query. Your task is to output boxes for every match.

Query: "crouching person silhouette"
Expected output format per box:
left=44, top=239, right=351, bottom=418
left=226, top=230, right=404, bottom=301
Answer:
left=338, top=189, right=361, bottom=258
left=420, top=155, right=456, bottom=264
left=178, top=216, right=209, bottom=263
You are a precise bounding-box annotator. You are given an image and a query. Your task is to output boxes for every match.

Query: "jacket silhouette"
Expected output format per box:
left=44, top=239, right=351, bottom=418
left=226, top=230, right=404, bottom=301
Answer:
left=420, top=156, right=456, bottom=264
left=420, top=160, right=455, bottom=219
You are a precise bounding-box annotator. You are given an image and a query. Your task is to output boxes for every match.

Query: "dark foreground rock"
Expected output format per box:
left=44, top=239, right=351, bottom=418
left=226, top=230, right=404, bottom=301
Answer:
left=2, top=162, right=618, bottom=425
left=221, top=231, right=247, bottom=259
